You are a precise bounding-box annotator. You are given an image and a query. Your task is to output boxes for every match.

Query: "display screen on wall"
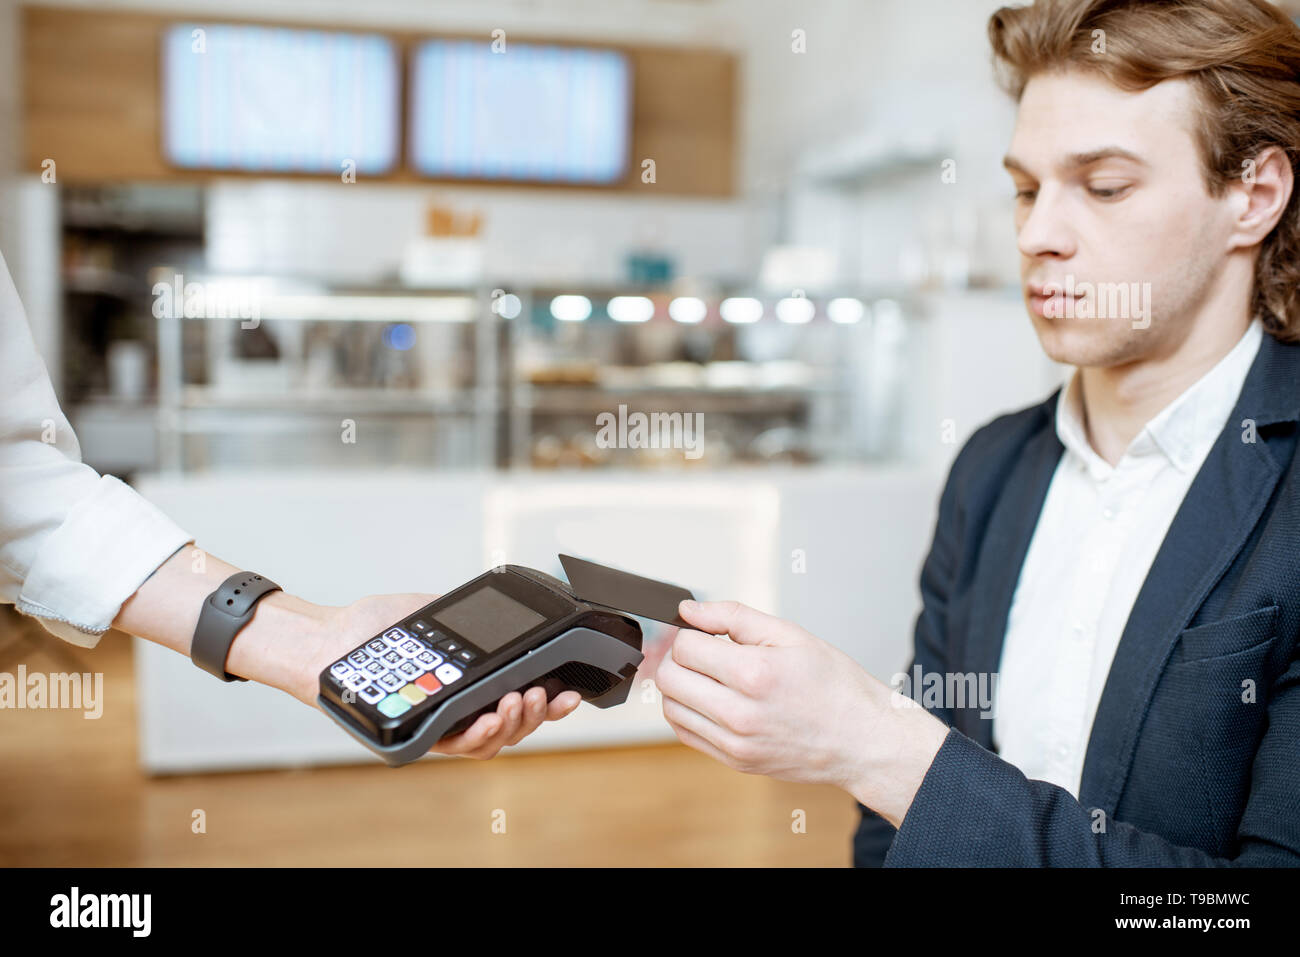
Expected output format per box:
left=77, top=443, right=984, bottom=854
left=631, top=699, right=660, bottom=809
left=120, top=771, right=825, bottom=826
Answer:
left=161, top=23, right=400, bottom=174
left=408, top=39, right=632, bottom=184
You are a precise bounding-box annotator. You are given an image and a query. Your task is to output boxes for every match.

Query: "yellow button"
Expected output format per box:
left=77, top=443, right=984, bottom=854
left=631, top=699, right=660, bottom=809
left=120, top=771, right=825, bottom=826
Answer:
left=399, top=683, right=428, bottom=705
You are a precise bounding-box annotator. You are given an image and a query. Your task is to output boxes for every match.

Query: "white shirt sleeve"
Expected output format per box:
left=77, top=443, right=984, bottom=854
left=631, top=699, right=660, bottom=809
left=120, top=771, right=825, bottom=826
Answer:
left=0, top=248, right=193, bottom=648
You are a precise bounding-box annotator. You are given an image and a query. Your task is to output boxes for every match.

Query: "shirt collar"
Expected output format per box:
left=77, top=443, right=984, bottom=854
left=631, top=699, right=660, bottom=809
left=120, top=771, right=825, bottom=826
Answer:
left=1055, top=318, right=1264, bottom=479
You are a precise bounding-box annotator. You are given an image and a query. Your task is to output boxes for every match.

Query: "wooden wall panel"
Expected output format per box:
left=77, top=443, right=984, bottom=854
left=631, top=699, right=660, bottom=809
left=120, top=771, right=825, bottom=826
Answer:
left=627, top=46, right=737, bottom=196
left=21, top=5, right=737, bottom=196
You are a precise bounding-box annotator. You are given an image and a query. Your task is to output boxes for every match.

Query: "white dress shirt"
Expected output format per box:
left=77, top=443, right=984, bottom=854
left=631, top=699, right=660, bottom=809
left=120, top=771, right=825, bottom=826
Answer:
left=0, top=250, right=193, bottom=648
left=993, top=318, right=1264, bottom=797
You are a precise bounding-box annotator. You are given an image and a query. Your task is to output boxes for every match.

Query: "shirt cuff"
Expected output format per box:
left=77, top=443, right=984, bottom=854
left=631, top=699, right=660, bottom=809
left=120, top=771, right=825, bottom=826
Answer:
left=15, top=474, right=193, bottom=648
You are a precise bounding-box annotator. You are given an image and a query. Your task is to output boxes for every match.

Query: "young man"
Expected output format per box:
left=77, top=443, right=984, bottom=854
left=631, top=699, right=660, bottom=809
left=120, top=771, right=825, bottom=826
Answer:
left=656, top=0, right=1300, bottom=865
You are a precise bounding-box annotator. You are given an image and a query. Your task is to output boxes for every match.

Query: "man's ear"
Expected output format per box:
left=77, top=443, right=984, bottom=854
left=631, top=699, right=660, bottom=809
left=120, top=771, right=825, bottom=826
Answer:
left=1227, top=145, right=1294, bottom=252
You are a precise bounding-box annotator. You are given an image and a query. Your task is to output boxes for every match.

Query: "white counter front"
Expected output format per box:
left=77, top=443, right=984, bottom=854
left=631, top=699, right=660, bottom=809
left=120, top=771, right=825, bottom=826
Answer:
left=132, top=465, right=944, bottom=773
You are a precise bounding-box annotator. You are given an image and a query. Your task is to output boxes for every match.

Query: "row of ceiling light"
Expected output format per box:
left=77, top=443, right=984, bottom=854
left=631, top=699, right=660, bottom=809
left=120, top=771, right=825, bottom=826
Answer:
left=495, top=294, right=889, bottom=325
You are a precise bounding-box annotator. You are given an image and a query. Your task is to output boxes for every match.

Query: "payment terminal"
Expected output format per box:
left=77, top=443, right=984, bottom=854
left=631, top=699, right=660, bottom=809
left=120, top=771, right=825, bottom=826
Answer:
left=318, top=557, right=693, bottom=767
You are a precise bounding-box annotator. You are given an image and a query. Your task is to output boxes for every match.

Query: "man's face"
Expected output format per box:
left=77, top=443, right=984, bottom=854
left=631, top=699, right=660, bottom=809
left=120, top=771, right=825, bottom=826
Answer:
left=1005, top=68, right=1237, bottom=367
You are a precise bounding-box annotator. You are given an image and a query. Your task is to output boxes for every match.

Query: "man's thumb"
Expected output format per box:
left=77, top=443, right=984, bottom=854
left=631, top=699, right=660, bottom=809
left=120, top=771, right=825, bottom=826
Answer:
left=677, top=599, right=800, bottom=646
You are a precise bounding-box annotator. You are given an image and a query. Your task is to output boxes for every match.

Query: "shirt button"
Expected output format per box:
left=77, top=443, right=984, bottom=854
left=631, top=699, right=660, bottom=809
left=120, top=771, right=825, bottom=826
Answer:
left=1102, top=507, right=1116, bottom=520
left=1056, top=743, right=1070, bottom=759
left=1071, top=620, right=1087, bottom=639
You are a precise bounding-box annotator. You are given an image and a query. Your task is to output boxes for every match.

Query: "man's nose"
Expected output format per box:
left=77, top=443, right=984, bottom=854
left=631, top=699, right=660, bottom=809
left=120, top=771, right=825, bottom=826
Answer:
left=1017, top=185, right=1076, bottom=261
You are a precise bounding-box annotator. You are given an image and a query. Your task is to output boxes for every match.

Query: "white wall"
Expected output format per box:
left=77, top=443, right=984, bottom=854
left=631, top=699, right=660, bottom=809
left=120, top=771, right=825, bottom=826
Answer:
left=907, top=291, right=1067, bottom=465
left=3, top=0, right=1030, bottom=293
left=0, top=0, right=60, bottom=391
left=205, top=181, right=762, bottom=287
left=0, top=0, right=1060, bottom=439
left=777, top=0, right=1024, bottom=289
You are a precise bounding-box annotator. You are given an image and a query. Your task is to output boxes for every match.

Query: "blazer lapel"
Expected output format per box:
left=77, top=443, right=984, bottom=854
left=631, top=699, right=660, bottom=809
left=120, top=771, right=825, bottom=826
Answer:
left=1078, top=331, right=1300, bottom=814
left=958, top=408, right=1064, bottom=748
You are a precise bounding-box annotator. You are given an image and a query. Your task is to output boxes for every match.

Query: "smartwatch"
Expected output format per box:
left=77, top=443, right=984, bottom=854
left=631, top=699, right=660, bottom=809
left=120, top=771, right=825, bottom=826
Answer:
left=191, top=571, right=282, bottom=682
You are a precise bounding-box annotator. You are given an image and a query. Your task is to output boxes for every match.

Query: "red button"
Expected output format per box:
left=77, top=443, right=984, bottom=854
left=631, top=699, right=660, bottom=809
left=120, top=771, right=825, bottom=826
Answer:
left=415, top=673, right=442, bottom=694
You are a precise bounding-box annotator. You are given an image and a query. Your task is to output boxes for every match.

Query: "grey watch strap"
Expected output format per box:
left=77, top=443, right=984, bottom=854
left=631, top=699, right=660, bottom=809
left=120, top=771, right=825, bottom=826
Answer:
left=191, top=571, right=281, bottom=682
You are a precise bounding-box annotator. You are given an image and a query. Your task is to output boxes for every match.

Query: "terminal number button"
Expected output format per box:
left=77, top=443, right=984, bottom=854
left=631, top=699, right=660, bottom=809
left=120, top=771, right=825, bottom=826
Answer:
left=434, top=663, right=464, bottom=685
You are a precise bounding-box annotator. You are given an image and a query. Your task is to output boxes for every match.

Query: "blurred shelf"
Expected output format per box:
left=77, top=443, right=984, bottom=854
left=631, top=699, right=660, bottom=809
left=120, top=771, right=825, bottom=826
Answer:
left=156, top=281, right=500, bottom=472
left=63, top=267, right=142, bottom=298
left=76, top=392, right=156, bottom=407
left=177, top=387, right=478, bottom=415
left=521, top=386, right=834, bottom=415
left=61, top=184, right=205, bottom=237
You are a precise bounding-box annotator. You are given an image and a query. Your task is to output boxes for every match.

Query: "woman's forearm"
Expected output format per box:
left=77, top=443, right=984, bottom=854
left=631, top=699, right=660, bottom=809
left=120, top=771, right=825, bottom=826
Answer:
left=113, top=544, right=330, bottom=699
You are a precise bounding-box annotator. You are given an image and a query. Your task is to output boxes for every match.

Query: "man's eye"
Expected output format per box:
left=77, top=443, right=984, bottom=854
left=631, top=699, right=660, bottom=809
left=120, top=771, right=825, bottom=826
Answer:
left=1088, top=184, right=1130, bottom=199
left=1015, top=189, right=1036, bottom=201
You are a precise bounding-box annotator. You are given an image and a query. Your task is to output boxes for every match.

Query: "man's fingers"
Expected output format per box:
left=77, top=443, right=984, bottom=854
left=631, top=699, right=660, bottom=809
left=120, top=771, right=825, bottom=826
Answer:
left=657, top=648, right=751, bottom=730
left=677, top=599, right=799, bottom=646
left=664, top=711, right=736, bottom=768
left=661, top=694, right=737, bottom=753
left=669, top=627, right=758, bottom=688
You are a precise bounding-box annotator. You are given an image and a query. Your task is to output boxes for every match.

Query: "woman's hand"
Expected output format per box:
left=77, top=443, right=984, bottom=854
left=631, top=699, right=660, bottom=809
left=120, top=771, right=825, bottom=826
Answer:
left=290, top=593, right=582, bottom=759
left=115, top=547, right=582, bottom=760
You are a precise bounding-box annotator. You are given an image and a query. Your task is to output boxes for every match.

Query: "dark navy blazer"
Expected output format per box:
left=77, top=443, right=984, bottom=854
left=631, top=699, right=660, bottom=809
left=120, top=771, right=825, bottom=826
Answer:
left=853, top=328, right=1300, bottom=866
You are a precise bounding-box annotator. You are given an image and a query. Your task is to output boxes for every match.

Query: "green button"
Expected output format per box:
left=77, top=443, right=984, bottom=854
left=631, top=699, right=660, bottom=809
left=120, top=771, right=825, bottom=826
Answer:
left=399, top=683, right=428, bottom=705
left=378, top=694, right=411, bottom=718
